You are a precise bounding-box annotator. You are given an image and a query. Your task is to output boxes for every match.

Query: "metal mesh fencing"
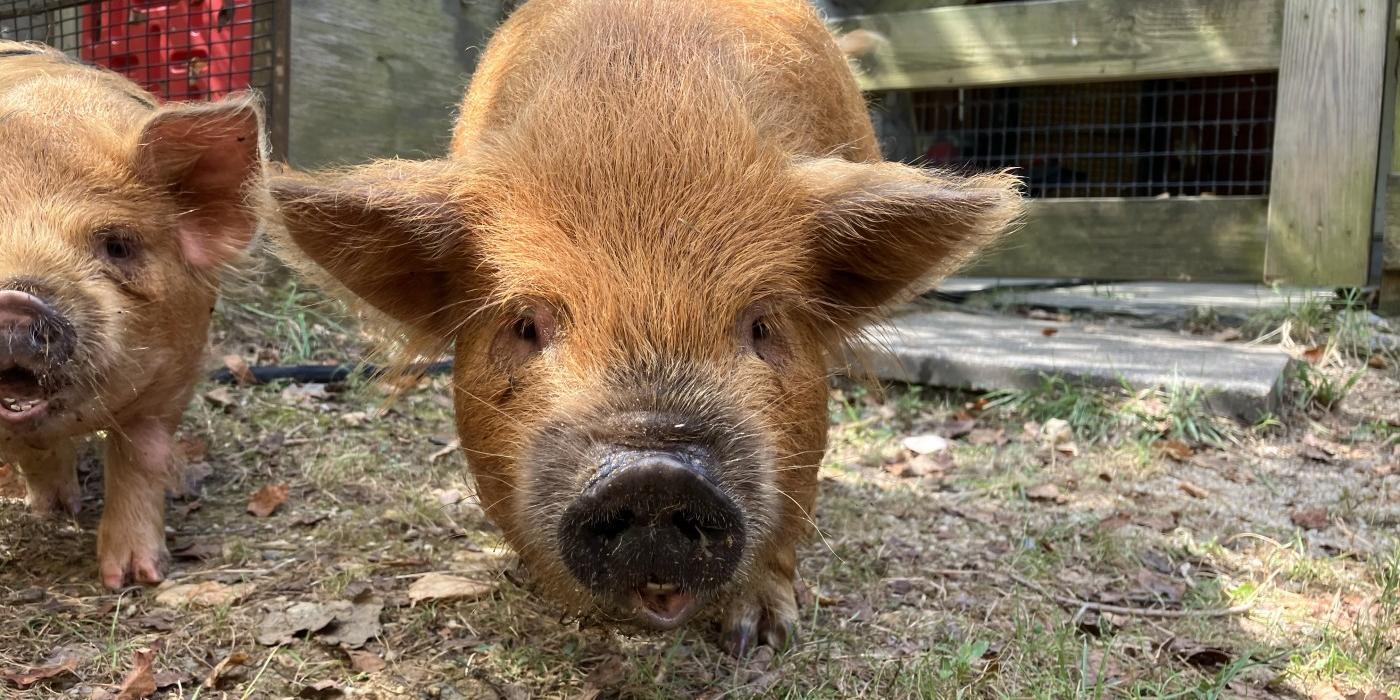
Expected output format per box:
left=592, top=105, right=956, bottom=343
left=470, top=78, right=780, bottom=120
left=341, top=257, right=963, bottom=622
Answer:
left=872, top=73, right=1279, bottom=198
left=1, top=1, right=280, bottom=117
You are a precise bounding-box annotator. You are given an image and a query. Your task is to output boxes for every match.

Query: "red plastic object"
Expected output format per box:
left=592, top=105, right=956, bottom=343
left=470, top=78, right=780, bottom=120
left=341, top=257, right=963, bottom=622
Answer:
left=80, top=0, right=256, bottom=103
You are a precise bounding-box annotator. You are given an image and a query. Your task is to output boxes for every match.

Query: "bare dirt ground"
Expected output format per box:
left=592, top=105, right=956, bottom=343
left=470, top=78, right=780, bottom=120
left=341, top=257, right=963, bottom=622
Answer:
left=1, top=271, right=1397, bottom=699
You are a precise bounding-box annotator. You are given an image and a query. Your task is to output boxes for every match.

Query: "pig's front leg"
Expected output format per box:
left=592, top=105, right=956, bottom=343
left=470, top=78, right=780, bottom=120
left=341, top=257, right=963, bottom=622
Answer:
left=722, top=545, right=800, bottom=657
left=97, top=418, right=172, bottom=588
left=6, top=441, right=81, bottom=516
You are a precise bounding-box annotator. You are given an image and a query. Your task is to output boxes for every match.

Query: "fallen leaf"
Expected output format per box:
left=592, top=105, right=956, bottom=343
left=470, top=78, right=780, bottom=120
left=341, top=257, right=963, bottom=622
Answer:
left=202, top=651, right=249, bottom=689
left=429, top=440, right=462, bottom=464
left=1055, top=441, right=1080, bottom=457
left=1300, top=436, right=1335, bottom=463
left=1178, top=481, right=1210, bottom=499
left=0, top=463, right=26, bottom=499
left=346, top=649, right=385, bottom=674
left=1155, top=440, right=1194, bottom=462
left=203, top=386, right=236, bottom=409
left=155, top=581, right=255, bottom=608
left=170, top=540, right=223, bottom=561
left=129, top=609, right=179, bottom=632
left=1211, top=328, right=1243, bottom=342
left=583, top=655, right=626, bottom=690
left=174, top=461, right=213, bottom=499
left=1346, top=691, right=1396, bottom=700
left=340, top=411, right=369, bottom=427
left=968, top=428, right=1007, bottom=446
left=1041, top=419, right=1073, bottom=447
left=901, top=434, right=949, bottom=455
left=938, top=419, right=977, bottom=439
left=1291, top=507, right=1329, bottom=530
left=247, top=483, right=290, bottom=518
left=153, top=670, right=191, bottom=690
left=1301, top=346, right=1326, bottom=365
left=1164, top=638, right=1233, bottom=670
left=1368, top=355, right=1391, bottom=370
left=1041, top=327, right=1059, bottom=337
left=1097, top=513, right=1132, bottom=532
left=317, top=596, right=384, bottom=648
left=408, top=573, right=497, bottom=605
left=176, top=436, right=208, bottom=463
left=256, top=601, right=340, bottom=646
left=1, top=653, right=79, bottom=689
left=298, top=680, right=345, bottom=699
left=280, top=383, right=329, bottom=405
left=115, top=648, right=157, bottom=700
left=1026, top=483, right=1065, bottom=503
left=223, top=354, right=257, bottom=385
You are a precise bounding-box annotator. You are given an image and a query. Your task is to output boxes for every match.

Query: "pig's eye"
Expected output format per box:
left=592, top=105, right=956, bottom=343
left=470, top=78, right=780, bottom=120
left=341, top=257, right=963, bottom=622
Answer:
left=95, top=230, right=142, bottom=267
left=740, top=307, right=786, bottom=365
left=493, top=302, right=558, bottom=368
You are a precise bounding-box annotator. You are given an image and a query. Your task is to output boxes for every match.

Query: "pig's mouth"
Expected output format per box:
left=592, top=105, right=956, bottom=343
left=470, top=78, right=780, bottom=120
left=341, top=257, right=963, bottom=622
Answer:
left=0, top=363, right=52, bottom=425
left=631, top=582, right=701, bottom=629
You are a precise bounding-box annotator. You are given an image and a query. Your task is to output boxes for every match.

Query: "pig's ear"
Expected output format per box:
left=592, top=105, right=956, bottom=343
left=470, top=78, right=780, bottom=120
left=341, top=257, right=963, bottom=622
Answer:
left=268, top=159, right=469, bottom=340
left=797, top=158, right=1022, bottom=331
left=135, top=92, right=265, bottom=269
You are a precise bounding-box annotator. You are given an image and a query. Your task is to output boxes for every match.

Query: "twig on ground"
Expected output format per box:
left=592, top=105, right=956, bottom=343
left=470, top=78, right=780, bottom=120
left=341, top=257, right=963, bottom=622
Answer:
left=1007, top=572, right=1253, bottom=619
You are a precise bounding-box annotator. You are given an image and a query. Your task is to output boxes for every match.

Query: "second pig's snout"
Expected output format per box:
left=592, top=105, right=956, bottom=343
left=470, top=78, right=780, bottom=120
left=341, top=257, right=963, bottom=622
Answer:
left=558, top=449, right=746, bottom=628
left=0, top=284, right=75, bottom=423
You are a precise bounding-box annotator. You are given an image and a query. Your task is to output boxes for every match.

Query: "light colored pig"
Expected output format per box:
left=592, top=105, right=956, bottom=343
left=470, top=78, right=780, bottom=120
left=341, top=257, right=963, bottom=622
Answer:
left=272, top=0, right=1020, bottom=654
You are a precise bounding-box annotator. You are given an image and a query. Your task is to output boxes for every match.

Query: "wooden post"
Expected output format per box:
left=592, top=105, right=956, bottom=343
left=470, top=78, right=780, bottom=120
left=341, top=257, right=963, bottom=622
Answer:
left=1266, top=0, right=1392, bottom=287
left=1379, top=0, right=1400, bottom=313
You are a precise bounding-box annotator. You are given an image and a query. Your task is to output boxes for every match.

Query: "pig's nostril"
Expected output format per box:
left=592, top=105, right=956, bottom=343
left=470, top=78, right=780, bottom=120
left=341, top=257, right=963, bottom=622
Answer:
left=558, top=451, right=745, bottom=602
left=588, top=509, right=635, bottom=541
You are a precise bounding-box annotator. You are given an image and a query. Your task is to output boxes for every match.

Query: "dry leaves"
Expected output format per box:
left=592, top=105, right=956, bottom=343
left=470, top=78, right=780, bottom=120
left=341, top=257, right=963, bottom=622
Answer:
left=202, top=651, right=250, bottom=689
left=1291, top=507, right=1330, bottom=530
left=1, top=652, right=79, bottom=689
left=1300, top=435, right=1336, bottom=463
left=1026, top=483, right=1067, bottom=504
left=223, top=354, right=257, bottom=385
left=1301, top=346, right=1327, bottom=365
left=203, top=386, right=236, bottom=409
left=115, top=648, right=157, bottom=700
left=347, top=649, right=385, bottom=674
left=1155, top=440, right=1194, bottom=462
left=901, top=434, right=949, bottom=455
left=155, top=580, right=255, bottom=608
left=1178, top=481, right=1210, bottom=499
left=247, top=483, right=290, bottom=518
left=257, top=595, right=384, bottom=648
left=408, top=573, right=497, bottom=605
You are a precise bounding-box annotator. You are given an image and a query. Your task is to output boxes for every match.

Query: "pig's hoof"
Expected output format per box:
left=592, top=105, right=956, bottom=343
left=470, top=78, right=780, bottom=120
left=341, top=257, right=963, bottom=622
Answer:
left=97, top=534, right=167, bottom=590
left=721, top=581, right=798, bottom=657
left=26, top=480, right=81, bottom=518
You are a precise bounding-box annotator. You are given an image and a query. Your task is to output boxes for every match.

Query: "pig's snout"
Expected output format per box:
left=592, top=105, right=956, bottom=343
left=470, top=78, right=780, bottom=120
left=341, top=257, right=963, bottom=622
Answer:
left=0, top=285, right=74, bottom=424
left=558, top=449, right=746, bottom=628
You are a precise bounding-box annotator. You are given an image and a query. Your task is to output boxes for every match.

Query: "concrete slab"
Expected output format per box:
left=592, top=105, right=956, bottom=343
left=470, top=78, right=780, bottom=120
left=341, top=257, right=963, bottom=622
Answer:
left=854, top=310, right=1294, bottom=419
left=1011, top=283, right=1333, bottom=321
left=934, top=277, right=1076, bottom=296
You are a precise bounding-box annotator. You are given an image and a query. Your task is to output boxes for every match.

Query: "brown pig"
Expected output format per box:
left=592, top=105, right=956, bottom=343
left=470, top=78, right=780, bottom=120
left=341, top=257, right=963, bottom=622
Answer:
left=0, top=42, right=264, bottom=588
left=271, top=0, right=1020, bottom=654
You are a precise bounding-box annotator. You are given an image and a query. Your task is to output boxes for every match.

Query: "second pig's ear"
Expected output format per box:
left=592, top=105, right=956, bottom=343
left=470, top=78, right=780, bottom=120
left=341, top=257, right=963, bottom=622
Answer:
left=796, top=158, right=1023, bottom=332
left=135, top=92, right=265, bottom=269
left=268, top=159, right=470, bottom=341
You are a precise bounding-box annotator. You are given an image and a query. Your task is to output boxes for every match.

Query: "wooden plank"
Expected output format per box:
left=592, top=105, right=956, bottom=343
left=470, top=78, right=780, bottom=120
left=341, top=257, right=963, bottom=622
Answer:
left=1265, top=0, right=1391, bottom=287
left=286, top=0, right=500, bottom=169
left=836, top=0, right=1285, bottom=91
left=967, top=197, right=1268, bottom=282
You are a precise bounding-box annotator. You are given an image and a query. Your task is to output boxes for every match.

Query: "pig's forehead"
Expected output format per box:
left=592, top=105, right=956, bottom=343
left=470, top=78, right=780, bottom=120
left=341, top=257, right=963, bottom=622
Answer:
left=0, top=113, right=137, bottom=187
left=478, top=205, right=814, bottom=307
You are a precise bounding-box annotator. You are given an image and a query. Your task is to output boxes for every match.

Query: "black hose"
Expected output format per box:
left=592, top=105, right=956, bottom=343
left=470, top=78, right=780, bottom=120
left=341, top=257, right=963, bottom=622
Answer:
left=208, top=361, right=454, bottom=385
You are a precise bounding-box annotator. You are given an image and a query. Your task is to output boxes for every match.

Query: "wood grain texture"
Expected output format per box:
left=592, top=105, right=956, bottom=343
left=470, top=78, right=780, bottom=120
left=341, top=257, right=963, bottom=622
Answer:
left=287, top=0, right=500, bottom=169
left=967, top=197, right=1269, bottom=282
left=1265, top=0, right=1390, bottom=286
left=836, top=0, right=1285, bottom=91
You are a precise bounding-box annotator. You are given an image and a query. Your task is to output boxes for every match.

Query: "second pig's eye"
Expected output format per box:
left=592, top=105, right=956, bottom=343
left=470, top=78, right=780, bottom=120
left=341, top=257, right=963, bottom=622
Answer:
left=514, top=316, right=540, bottom=348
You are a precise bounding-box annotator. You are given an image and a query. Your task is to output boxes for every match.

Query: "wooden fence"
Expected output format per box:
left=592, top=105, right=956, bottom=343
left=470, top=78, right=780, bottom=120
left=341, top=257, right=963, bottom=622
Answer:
left=835, top=0, right=1398, bottom=304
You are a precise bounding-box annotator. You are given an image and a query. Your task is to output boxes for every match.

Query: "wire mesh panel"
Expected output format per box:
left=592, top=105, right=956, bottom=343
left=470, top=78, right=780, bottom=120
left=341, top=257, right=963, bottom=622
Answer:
left=0, top=0, right=278, bottom=105
left=875, top=73, right=1279, bottom=199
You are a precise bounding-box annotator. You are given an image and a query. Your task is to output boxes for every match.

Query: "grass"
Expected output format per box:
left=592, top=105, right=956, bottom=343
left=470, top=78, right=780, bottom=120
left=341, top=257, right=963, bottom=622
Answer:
left=0, top=279, right=1397, bottom=698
